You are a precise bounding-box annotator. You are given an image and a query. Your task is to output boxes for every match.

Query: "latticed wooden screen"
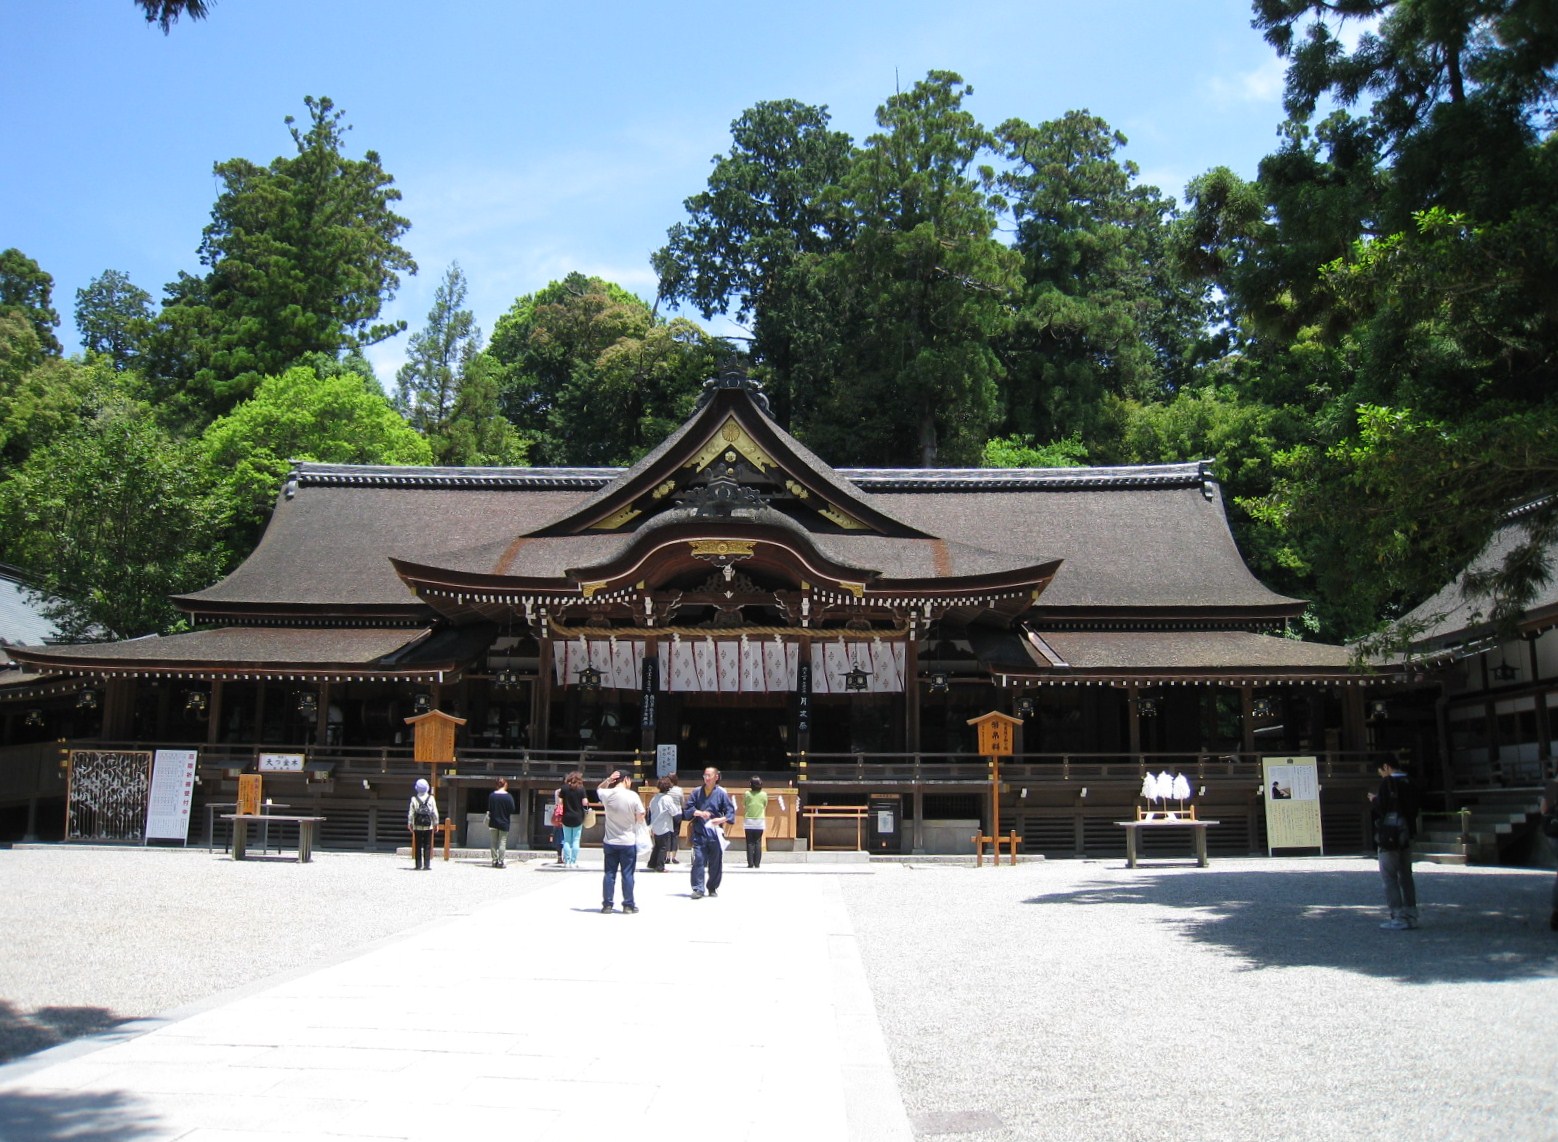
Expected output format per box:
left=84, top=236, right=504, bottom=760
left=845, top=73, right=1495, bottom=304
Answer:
left=66, top=750, right=153, bottom=842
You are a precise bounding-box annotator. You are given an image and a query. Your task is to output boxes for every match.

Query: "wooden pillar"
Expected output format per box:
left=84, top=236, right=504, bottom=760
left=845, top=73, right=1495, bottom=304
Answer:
left=534, top=638, right=553, bottom=750
left=254, top=683, right=267, bottom=746
left=314, top=680, right=331, bottom=745
left=101, top=676, right=136, bottom=740
left=207, top=679, right=224, bottom=745
left=1240, top=684, right=1255, bottom=755
left=1127, top=683, right=1142, bottom=757
left=905, top=631, right=921, bottom=755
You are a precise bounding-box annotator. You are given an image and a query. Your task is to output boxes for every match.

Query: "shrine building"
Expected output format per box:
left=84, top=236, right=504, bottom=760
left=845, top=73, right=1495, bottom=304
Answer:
left=0, top=376, right=1400, bottom=855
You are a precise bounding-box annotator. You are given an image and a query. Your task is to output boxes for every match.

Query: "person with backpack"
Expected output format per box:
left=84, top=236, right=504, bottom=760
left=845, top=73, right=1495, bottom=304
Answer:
left=1369, top=757, right=1420, bottom=930
left=407, top=778, right=439, bottom=871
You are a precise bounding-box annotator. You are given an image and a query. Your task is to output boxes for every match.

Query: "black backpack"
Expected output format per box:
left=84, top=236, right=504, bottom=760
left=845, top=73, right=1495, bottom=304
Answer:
left=1374, top=778, right=1412, bottom=851
left=412, top=795, right=435, bottom=829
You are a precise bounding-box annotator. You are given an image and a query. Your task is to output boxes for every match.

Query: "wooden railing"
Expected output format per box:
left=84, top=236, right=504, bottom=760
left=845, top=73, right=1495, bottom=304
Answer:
left=13, top=740, right=1386, bottom=789
left=787, top=750, right=1385, bottom=785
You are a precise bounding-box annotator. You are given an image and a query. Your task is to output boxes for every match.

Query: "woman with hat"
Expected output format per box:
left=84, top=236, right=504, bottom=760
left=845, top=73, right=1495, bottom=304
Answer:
left=407, top=778, right=438, bottom=871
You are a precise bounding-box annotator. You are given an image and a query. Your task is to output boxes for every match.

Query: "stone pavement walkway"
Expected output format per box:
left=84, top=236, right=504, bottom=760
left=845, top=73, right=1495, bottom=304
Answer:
left=0, top=863, right=910, bottom=1142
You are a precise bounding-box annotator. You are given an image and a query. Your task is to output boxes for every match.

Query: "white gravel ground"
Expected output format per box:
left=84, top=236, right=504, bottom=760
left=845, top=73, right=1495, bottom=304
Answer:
left=841, top=856, right=1558, bottom=1142
left=2, top=846, right=1556, bottom=1141
left=0, top=846, right=555, bottom=1062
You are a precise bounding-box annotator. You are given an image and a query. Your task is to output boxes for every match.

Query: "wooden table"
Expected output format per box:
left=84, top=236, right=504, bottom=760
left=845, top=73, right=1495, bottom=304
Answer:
left=802, top=806, right=870, bottom=852
left=223, top=814, right=325, bottom=862
left=207, top=802, right=292, bottom=853
left=1116, top=819, right=1220, bottom=868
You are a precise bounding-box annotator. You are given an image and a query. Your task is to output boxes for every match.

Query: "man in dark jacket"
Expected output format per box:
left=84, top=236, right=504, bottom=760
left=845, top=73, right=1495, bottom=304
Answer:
left=683, top=766, right=735, bottom=899
left=487, top=777, right=515, bottom=868
left=1370, top=757, right=1420, bottom=930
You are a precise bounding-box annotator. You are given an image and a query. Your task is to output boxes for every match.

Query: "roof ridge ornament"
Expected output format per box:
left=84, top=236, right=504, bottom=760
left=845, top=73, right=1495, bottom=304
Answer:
left=695, top=361, right=771, bottom=415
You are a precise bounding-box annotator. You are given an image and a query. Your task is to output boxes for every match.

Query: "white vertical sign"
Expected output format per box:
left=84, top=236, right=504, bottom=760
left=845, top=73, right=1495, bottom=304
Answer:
left=145, top=749, right=199, bottom=842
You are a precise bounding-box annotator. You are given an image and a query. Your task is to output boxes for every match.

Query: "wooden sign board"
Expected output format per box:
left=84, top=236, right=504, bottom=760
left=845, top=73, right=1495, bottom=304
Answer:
left=257, top=752, right=305, bottom=773
left=966, top=711, right=1022, bottom=757
left=404, top=709, right=468, bottom=763
left=236, top=774, right=263, bottom=816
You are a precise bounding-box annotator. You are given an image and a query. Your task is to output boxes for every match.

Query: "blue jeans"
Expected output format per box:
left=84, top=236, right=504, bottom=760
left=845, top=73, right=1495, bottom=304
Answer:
left=561, top=824, right=582, bottom=864
left=690, top=827, right=723, bottom=894
left=602, top=842, right=636, bottom=908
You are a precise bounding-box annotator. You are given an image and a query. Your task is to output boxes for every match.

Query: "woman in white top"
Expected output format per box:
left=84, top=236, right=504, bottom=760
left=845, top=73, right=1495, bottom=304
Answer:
left=647, top=776, right=680, bottom=872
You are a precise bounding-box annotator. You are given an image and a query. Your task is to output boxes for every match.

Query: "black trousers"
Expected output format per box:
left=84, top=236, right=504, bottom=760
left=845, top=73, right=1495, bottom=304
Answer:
left=745, top=828, right=764, bottom=868
left=411, top=830, right=434, bottom=869
left=649, top=831, right=674, bottom=871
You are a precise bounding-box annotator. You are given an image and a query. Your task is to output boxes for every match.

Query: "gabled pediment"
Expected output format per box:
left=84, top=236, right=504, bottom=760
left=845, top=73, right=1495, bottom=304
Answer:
left=529, top=380, right=930, bottom=540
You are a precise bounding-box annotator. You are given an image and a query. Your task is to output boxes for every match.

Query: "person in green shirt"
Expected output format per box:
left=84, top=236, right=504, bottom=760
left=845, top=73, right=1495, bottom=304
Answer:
left=743, top=776, right=769, bottom=869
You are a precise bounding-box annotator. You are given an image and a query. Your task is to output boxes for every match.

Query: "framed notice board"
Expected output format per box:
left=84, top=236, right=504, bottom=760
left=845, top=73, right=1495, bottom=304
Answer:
left=1262, top=755, right=1323, bottom=853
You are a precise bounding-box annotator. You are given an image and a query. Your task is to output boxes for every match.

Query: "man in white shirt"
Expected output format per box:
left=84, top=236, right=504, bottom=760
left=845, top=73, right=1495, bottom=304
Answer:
left=597, top=770, right=645, bottom=914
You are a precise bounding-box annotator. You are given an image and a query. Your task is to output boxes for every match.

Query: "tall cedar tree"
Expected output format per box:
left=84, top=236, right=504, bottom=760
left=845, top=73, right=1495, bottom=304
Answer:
left=653, top=100, right=854, bottom=429
left=143, top=96, right=414, bottom=431
left=800, top=71, right=1021, bottom=467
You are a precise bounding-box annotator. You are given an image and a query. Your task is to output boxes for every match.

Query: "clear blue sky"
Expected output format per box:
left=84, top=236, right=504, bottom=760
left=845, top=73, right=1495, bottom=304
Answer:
left=4, top=0, right=1291, bottom=383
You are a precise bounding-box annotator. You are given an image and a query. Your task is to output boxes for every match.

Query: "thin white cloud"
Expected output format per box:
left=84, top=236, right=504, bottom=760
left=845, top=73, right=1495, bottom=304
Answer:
left=1205, top=57, right=1286, bottom=108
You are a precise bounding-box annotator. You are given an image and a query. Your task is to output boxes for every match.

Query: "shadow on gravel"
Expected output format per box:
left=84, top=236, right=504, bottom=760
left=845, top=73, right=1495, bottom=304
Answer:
left=0, top=1088, right=162, bottom=1141
left=1027, top=867, right=1558, bottom=984
left=0, top=1001, right=131, bottom=1066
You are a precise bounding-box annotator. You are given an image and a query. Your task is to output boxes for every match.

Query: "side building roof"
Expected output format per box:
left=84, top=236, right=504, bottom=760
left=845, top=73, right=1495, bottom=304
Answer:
left=1394, top=516, right=1558, bottom=659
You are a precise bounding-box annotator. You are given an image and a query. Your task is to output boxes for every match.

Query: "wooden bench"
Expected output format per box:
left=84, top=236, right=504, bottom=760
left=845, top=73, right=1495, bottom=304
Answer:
left=1116, top=818, right=1220, bottom=868
left=223, top=814, right=326, bottom=863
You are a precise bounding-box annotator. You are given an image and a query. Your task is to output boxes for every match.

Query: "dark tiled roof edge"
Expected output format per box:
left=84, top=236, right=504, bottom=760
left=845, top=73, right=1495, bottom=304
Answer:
left=840, top=461, right=1212, bottom=492
left=288, top=462, right=622, bottom=491
left=287, top=460, right=1215, bottom=494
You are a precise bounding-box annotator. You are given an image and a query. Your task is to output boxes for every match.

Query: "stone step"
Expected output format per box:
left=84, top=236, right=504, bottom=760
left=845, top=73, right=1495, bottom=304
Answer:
left=1420, top=828, right=1500, bottom=845
left=1419, top=851, right=1470, bottom=865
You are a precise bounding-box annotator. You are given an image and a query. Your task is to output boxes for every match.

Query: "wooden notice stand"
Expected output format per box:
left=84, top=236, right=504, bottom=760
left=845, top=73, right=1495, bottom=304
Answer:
left=967, top=711, right=1024, bottom=866
left=405, top=708, right=466, bottom=862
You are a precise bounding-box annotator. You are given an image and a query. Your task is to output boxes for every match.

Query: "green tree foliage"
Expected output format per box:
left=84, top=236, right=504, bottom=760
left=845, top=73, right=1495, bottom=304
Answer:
left=487, top=273, right=724, bottom=466
left=981, top=433, right=1089, bottom=468
left=653, top=99, right=854, bottom=427
left=135, top=0, right=212, bottom=32
left=801, top=71, right=1022, bottom=467
left=144, top=96, right=415, bottom=429
left=395, top=262, right=480, bottom=442
left=995, top=112, right=1203, bottom=449
left=200, top=357, right=433, bottom=547
left=0, top=249, right=62, bottom=360
left=75, top=269, right=153, bottom=371
left=436, top=350, right=529, bottom=467
left=0, top=353, right=104, bottom=471
left=1230, top=1, right=1558, bottom=637
left=0, top=377, right=227, bottom=640
left=394, top=264, right=528, bottom=466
